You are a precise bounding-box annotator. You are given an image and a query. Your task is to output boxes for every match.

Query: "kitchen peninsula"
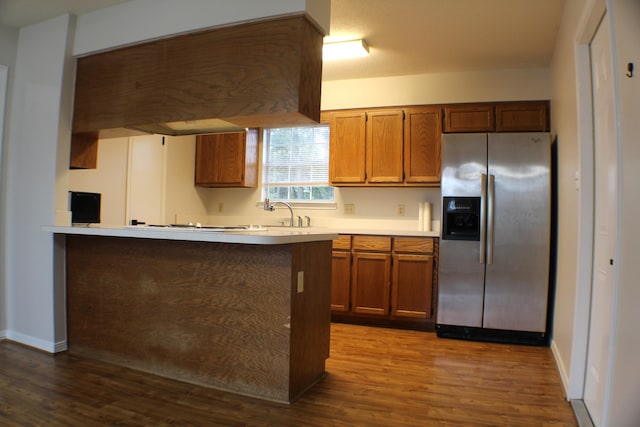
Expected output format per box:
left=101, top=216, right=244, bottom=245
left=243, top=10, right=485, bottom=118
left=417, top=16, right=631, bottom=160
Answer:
left=47, top=225, right=338, bottom=403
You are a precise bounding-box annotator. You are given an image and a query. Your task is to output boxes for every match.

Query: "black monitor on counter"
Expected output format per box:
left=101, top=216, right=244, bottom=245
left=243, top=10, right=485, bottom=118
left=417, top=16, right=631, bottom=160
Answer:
left=69, top=191, right=101, bottom=225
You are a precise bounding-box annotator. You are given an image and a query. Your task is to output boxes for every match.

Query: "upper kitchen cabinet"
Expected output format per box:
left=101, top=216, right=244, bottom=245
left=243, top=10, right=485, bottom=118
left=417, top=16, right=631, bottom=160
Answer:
left=195, top=130, right=258, bottom=187
left=366, top=109, right=405, bottom=184
left=327, top=107, right=440, bottom=187
left=443, top=104, right=495, bottom=133
left=404, top=107, right=441, bottom=183
left=69, top=132, right=99, bottom=169
left=71, top=15, right=323, bottom=140
left=443, top=101, right=550, bottom=133
left=495, top=101, right=550, bottom=132
left=328, top=111, right=367, bottom=184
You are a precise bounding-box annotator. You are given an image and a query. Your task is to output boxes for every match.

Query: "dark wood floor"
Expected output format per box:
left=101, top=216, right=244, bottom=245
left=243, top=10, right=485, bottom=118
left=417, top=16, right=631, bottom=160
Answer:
left=1, top=323, right=576, bottom=426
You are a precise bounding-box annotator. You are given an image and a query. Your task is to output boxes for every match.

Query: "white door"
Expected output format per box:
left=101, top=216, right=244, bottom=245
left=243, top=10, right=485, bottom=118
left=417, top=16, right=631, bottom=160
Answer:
left=127, top=135, right=167, bottom=225
left=584, top=14, right=618, bottom=426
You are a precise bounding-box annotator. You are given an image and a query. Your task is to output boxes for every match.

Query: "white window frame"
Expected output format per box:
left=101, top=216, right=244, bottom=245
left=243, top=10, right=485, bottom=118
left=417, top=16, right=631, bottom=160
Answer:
left=261, top=125, right=336, bottom=209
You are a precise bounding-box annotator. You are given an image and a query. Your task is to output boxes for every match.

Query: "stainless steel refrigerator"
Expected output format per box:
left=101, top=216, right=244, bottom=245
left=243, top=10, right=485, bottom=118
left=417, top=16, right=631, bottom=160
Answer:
left=436, top=133, right=551, bottom=345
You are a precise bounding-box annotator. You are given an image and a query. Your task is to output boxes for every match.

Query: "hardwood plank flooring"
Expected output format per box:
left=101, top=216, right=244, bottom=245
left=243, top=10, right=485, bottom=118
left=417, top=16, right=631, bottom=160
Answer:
left=0, top=323, right=576, bottom=426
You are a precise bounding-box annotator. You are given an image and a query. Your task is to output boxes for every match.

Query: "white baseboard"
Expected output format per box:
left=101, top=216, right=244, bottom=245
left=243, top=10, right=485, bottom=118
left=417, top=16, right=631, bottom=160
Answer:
left=5, top=330, right=67, bottom=354
left=0, top=329, right=7, bottom=340
left=551, top=337, right=570, bottom=399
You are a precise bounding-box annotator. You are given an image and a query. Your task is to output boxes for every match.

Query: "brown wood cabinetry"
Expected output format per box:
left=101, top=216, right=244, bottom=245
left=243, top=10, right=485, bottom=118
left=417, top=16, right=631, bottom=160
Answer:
left=404, top=106, right=442, bottom=183
left=72, top=15, right=323, bottom=139
left=328, top=111, right=367, bottom=184
left=69, top=132, right=99, bottom=169
left=327, top=107, right=440, bottom=187
left=443, top=101, right=550, bottom=133
left=195, top=130, right=258, bottom=187
left=392, top=237, right=435, bottom=319
left=331, top=235, right=352, bottom=312
left=366, top=110, right=404, bottom=184
left=495, top=101, right=549, bottom=132
left=443, top=104, right=495, bottom=133
left=351, top=236, right=392, bottom=315
left=331, top=234, right=438, bottom=330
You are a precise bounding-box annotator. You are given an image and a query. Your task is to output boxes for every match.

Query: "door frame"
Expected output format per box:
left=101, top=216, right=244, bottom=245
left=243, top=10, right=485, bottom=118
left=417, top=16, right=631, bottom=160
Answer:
left=0, top=65, right=7, bottom=177
left=569, top=0, right=621, bottom=414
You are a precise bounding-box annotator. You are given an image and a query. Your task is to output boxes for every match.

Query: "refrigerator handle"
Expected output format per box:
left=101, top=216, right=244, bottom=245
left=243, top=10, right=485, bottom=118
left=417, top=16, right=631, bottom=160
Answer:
left=479, top=174, right=487, bottom=264
left=487, top=174, right=495, bottom=265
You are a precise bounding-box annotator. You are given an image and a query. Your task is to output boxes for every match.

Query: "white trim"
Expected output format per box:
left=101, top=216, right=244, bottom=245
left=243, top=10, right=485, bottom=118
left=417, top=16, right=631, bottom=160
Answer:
left=0, top=64, right=7, bottom=173
left=551, top=338, right=571, bottom=399
left=54, top=340, right=68, bottom=353
left=0, top=329, right=7, bottom=340
left=567, top=0, right=606, bottom=401
left=5, top=330, right=64, bottom=354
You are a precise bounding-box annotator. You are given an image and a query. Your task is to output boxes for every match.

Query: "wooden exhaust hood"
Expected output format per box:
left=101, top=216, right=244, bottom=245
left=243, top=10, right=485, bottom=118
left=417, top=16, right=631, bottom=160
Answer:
left=71, top=15, right=324, bottom=139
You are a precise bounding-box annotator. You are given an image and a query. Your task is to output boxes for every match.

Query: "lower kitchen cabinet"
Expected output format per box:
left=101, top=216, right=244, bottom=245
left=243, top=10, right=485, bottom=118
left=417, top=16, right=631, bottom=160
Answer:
left=331, top=234, right=438, bottom=331
left=352, top=251, right=392, bottom=316
left=331, top=250, right=351, bottom=312
left=392, top=254, right=433, bottom=318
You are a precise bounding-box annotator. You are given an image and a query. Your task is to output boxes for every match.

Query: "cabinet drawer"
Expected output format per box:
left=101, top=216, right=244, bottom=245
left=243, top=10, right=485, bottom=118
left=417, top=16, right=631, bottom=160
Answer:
left=393, top=237, right=434, bottom=254
left=352, top=236, right=392, bottom=252
left=332, top=234, right=352, bottom=250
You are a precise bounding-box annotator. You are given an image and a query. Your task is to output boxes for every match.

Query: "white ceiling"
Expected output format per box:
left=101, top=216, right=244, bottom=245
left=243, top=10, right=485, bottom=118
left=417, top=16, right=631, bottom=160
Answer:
left=0, top=0, right=565, bottom=82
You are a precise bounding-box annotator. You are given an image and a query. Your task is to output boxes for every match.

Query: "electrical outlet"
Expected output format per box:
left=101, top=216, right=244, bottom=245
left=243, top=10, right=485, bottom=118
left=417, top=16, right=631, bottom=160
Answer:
left=297, top=271, right=304, bottom=293
left=218, top=202, right=224, bottom=213
left=344, top=204, right=355, bottom=215
left=397, top=204, right=405, bottom=216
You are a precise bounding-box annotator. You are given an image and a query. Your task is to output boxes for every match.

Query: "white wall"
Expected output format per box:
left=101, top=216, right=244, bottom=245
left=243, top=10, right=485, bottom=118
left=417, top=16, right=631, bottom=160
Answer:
left=68, top=138, right=129, bottom=226
left=3, top=14, right=75, bottom=351
left=0, top=23, right=18, bottom=338
left=548, top=0, right=587, bottom=397
left=321, top=68, right=551, bottom=110
left=163, top=135, right=209, bottom=224
left=73, top=0, right=330, bottom=56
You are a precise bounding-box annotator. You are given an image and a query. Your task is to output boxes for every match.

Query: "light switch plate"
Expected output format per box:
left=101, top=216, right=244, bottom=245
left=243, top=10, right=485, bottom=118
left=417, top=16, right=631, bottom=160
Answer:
left=297, top=271, right=304, bottom=293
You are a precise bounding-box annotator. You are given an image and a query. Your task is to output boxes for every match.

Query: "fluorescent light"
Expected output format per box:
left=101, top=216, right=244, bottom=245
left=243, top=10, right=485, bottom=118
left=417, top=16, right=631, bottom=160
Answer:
left=323, top=39, right=369, bottom=61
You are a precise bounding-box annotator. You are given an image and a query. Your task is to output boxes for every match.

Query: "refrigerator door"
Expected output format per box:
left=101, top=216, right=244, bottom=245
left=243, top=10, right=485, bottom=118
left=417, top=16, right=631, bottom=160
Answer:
left=438, top=134, right=487, bottom=327
left=483, top=133, right=551, bottom=332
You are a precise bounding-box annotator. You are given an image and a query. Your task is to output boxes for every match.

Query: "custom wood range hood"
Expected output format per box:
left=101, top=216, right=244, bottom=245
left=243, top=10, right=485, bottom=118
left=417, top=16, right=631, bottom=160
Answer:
left=71, top=14, right=323, bottom=141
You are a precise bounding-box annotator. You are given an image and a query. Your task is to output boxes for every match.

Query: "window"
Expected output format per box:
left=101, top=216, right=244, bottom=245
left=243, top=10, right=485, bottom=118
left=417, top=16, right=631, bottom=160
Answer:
left=262, top=126, right=334, bottom=203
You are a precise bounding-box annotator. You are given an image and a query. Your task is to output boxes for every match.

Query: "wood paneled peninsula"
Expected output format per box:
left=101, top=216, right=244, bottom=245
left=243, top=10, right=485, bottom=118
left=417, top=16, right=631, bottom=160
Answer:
left=46, top=226, right=338, bottom=404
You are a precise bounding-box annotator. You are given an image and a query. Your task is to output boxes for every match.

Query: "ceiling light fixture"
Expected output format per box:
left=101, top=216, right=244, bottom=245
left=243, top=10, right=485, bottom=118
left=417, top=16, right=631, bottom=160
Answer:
left=322, top=39, right=370, bottom=61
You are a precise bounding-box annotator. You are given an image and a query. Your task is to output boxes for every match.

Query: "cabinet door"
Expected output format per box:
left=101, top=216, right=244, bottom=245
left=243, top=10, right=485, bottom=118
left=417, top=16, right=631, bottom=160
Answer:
left=392, top=254, right=434, bottom=319
left=329, top=111, right=366, bottom=184
left=195, top=131, right=257, bottom=187
left=70, top=132, right=99, bottom=169
left=443, top=104, right=495, bottom=133
left=331, top=250, right=351, bottom=312
left=366, top=109, right=404, bottom=183
left=495, top=101, right=549, bottom=132
left=351, top=252, right=391, bottom=316
left=404, top=107, right=441, bottom=183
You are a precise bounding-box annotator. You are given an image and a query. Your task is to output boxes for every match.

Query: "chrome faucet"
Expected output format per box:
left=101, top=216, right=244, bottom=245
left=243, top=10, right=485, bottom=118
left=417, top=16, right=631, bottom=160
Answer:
left=263, top=198, right=295, bottom=227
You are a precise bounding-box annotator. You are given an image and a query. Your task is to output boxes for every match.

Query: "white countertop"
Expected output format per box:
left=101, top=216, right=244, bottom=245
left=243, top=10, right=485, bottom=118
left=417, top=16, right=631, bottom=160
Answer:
left=43, top=225, right=340, bottom=245
left=43, top=224, right=440, bottom=245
